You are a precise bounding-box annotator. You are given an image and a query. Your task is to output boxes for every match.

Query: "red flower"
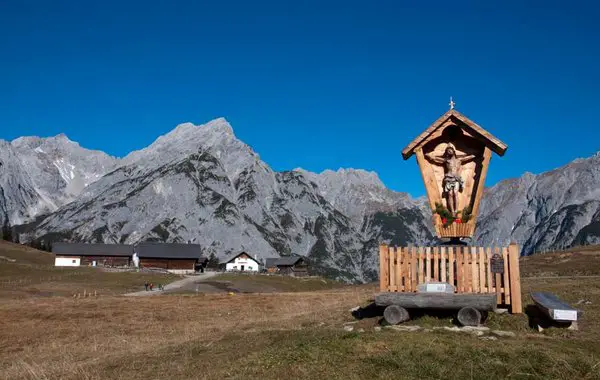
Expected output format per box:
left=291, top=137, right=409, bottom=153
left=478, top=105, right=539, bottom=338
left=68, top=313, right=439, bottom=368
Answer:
left=442, top=218, right=447, bottom=224
left=456, top=219, right=462, bottom=224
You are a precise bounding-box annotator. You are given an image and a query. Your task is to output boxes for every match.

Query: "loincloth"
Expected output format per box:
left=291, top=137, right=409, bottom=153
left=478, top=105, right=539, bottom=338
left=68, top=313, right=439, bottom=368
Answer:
left=443, top=174, right=464, bottom=192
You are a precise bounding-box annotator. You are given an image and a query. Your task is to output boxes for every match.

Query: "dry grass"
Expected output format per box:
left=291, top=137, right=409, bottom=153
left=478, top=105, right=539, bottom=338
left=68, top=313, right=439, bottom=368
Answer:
left=1, top=276, right=599, bottom=380
left=521, top=247, right=600, bottom=277
left=0, top=240, right=54, bottom=265
left=0, top=241, right=178, bottom=300
left=200, top=273, right=349, bottom=293
left=2, top=242, right=600, bottom=379
left=0, top=288, right=371, bottom=380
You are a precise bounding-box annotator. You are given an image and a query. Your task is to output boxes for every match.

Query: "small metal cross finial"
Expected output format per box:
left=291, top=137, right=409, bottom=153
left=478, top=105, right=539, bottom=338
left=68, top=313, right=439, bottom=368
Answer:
left=449, top=96, right=455, bottom=110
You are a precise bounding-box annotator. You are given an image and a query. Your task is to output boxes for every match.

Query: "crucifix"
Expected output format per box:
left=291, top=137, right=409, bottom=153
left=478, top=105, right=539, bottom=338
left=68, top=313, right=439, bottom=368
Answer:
left=449, top=97, right=455, bottom=110
left=425, top=143, right=476, bottom=217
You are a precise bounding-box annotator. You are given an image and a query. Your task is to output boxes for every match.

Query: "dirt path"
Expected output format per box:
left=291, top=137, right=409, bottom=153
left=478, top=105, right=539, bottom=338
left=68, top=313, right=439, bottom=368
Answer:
left=124, top=272, right=218, bottom=296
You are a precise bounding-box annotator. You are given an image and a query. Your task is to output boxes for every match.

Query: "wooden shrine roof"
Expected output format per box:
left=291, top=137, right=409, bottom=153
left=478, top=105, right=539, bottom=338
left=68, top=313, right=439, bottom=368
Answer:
left=401, top=109, right=508, bottom=160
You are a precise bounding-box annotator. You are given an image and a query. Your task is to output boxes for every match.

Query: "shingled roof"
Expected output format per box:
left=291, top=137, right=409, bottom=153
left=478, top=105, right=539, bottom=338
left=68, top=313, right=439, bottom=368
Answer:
left=265, top=256, right=305, bottom=267
left=401, top=109, right=508, bottom=160
left=135, top=243, right=206, bottom=260
left=52, top=243, right=133, bottom=256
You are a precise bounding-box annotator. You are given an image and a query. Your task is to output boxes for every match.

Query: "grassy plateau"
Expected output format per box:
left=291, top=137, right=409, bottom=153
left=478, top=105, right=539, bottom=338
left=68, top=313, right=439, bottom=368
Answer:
left=1, top=241, right=599, bottom=379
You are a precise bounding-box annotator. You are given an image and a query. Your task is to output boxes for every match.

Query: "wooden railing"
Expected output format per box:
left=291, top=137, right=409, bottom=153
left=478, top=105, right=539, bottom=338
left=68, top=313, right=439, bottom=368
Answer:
left=379, top=243, right=522, bottom=313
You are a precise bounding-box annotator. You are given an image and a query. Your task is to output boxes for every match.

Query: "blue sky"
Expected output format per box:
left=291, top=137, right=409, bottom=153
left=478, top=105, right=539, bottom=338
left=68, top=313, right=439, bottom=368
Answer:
left=1, top=0, right=599, bottom=196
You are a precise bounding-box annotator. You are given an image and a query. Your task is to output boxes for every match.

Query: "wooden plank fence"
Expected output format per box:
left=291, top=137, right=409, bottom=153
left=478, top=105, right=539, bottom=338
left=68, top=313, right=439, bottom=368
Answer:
left=379, top=243, right=522, bottom=313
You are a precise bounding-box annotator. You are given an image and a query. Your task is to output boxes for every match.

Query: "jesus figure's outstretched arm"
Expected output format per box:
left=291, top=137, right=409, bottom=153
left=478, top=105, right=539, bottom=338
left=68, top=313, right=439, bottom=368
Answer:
left=425, top=152, right=446, bottom=165
left=457, top=154, right=476, bottom=164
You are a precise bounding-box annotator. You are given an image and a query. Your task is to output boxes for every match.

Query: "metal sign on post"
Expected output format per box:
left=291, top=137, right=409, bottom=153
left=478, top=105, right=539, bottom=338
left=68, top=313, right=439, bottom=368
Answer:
left=490, top=253, right=504, bottom=273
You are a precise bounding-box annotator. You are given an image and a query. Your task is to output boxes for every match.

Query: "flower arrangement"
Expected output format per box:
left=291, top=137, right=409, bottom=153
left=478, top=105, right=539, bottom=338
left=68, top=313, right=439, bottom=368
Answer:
left=434, top=203, right=472, bottom=227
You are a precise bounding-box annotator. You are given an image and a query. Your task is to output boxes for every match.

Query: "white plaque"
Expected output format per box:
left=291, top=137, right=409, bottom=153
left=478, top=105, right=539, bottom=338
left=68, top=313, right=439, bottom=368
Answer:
left=553, top=309, right=577, bottom=321
left=426, top=283, right=446, bottom=292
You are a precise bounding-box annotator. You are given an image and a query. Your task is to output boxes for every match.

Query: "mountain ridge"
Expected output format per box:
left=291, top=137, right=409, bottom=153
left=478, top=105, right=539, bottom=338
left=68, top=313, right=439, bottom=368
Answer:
left=2, top=117, right=599, bottom=282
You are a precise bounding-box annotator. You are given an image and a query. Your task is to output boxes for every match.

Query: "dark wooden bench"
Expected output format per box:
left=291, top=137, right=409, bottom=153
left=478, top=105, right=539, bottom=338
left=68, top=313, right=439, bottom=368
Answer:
left=530, top=292, right=581, bottom=331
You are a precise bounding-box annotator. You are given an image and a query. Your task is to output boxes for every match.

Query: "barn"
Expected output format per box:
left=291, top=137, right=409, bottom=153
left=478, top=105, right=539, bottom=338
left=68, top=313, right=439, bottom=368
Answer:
left=135, top=243, right=208, bottom=274
left=52, top=242, right=208, bottom=274
left=53, top=243, right=133, bottom=267
left=265, top=256, right=309, bottom=277
left=221, top=251, right=261, bottom=272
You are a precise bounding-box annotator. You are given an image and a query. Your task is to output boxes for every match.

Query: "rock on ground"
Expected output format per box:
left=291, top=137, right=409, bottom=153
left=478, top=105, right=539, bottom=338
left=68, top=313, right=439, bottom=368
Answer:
left=385, top=325, right=422, bottom=332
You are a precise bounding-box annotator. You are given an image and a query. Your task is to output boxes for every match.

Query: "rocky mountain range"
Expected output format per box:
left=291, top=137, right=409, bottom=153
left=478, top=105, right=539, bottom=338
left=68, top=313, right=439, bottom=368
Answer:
left=1, top=118, right=598, bottom=282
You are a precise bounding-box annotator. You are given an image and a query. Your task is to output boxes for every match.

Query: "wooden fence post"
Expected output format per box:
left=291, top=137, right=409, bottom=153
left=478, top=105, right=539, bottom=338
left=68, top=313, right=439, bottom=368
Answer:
left=508, top=243, right=522, bottom=314
left=379, top=244, right=389, bottom=292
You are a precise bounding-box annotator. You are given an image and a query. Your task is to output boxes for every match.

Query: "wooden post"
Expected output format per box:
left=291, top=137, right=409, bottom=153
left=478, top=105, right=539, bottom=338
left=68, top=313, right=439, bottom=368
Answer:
left=425, top=247, right=432, bottom=282
left=395, top=247, right=402, bottom=292
left=486, top=247, right=493, bottom=293
left=433, top=246, right=439, bottom=282
left=440, top=246, right=447, bottom=283
left=415, top=148, right=442, bottom=211
left=478, top=247, right=486, bottom=293
left=471, top=246, right=479, bottom=293
left=389, top=246, right=396, bottom=292
left=417, top=247, right=424, bottom=284
left=448, top=247, right=454, bottom=290
left=494, top=247, right=502, bottom=305
left=402, top=247, right=409, bottom=292
left=411, top=247, right=418, bottom=292
left=470, top=147, right=492, bottom=226
left=508, top=243, right=523, bottom=314
left=379, top=244, right=389, bottom=292
left=502, top=246, right=511, bottom=305
left=456, top=247, right=463, bottom=292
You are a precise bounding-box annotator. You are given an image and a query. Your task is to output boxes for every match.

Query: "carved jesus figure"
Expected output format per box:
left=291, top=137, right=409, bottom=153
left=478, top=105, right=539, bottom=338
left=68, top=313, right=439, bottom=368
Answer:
left=425, top=144, right=476, bottom=217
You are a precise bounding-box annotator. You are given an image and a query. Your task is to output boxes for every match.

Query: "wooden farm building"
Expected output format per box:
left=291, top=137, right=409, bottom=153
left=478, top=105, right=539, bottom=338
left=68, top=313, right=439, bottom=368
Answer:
left=52, top=242, right=208, bottom=274
left=265, top=256, right=308, bottom=277
left=221, top=251, right=261, bottom=272
left=53, top=243, right=133, bottom=267
left=135, top=243, right=208, bottom=274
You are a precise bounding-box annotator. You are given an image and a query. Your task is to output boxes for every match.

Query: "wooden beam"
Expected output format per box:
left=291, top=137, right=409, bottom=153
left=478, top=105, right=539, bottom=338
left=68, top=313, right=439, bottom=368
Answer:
left=470, top=146, right=492, bottom=226
left=389, top=246, right=396, bottom=292
left=402, top=111, right=453, bottom=159
left=374, top=292, right=497, bottom=311
left=415, top=148, right=442, bottom=211
left=502, top=246, right=511, bottom=305
left=508, top=243, right=523, bottom=314
left=379, top=244, right=389, bottom=292
left=396, top=246, right=403, bottom=292
left=449, top=112, right=508, bottom=156
left=402, top=109, right=508, bottom=159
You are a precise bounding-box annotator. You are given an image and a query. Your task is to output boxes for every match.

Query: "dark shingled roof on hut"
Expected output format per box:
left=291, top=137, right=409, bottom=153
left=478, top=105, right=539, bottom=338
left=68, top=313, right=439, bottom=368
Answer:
left=52, top=242, right=208, bottom=262
left=52, top=243, right=133, bottom=256
left=265, top=256, right=305, bottom=267
left=135, top=243, right=207, bottom=261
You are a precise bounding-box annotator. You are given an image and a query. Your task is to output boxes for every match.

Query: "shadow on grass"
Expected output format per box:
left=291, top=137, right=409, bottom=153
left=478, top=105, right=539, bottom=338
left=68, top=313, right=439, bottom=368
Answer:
left=351, top=302, right=488, bottom=326
left=525, top=304, right=574, bottom=330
